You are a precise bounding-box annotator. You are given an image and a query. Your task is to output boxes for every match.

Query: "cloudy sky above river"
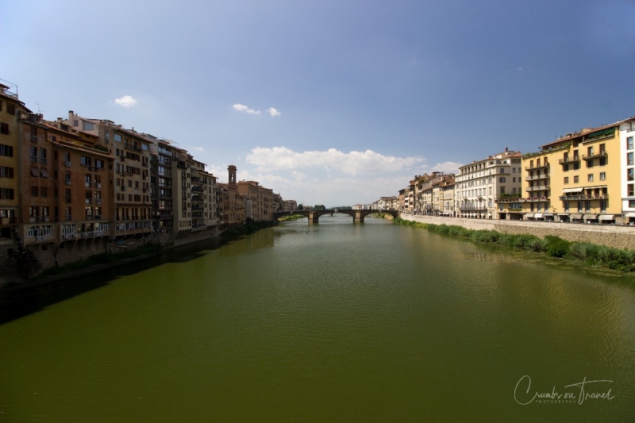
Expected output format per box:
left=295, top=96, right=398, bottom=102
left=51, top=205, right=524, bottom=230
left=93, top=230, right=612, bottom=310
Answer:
left=3, top=1, right=635, bottom=206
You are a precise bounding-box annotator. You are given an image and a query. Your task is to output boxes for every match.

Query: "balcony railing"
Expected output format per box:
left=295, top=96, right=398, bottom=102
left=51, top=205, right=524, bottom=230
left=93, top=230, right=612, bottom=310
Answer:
left=559, top=156, right=579, bottom=165
left=525, top=174, right=549, bottom=181
left=582, top=152, right=608, bottom=161
left=65, top=180, right=72, bottom=185
left=524, top=163, right=550, bottom=171
left=495, top=196, right=524, bottom=203
left=96, top=198, right=102, bottom=204
left=525, top=196, right=549, bottom=202
left=559, top=194, right=609, bottom=201
left=525, top=186, right=549, bottom=192
left=65, top=215, right=73, bottom=221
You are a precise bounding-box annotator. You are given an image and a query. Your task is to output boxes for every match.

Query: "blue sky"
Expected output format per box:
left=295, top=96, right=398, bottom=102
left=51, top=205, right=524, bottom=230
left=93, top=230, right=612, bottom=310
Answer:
left=3, top=0, right=635, bottom=206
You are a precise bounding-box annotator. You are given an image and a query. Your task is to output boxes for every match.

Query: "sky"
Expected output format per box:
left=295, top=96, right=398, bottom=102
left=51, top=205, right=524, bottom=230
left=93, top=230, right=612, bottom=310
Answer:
left=2, top=0, right=635, bottom=207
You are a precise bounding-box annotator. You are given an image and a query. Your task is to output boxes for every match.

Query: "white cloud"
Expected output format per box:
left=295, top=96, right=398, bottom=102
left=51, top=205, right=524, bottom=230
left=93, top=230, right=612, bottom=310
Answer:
left=114, top=95, right=138, bottom=108
left=233, top=104, right=261, bottom=115
left=267, top=107, right=281, bottom=117
left=246, top=147, right=424, bottom=176
left=192, top=146, right=205, bottom=152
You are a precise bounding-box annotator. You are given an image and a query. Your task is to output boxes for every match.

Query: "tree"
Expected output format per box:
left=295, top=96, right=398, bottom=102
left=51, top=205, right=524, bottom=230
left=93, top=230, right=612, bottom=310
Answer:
left=297, top=204, right=304, bottom=210
left=314, top=205, right=326, bottom=210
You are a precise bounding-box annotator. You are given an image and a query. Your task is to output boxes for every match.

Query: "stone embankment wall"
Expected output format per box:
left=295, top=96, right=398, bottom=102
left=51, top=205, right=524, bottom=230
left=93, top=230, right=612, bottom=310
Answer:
left=0, top=226, right=221, bottom=273
left=400, top=214, right=635, bottom=250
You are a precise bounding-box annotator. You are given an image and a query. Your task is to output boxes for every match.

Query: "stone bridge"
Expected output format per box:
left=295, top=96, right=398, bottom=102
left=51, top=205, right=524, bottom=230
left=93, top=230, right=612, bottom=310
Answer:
left=274, top=209, right=399, bottom=224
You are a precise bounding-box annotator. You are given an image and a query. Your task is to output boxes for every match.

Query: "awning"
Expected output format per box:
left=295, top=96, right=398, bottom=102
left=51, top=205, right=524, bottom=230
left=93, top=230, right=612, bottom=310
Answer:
left=524, top=213, right=535, bottom=218
left=570, top=213, right=583, bottom=219
left=534, top=213, right=543, bottom=218
left=30, top=168, right=38, bottom=176
left=40, top=169, right=48, bottom=178
left=557, top=213, right=569, bottom=216
left=543, top=213, right=554, bottom=217
left=584, top=214, right=598, bottom=220
left=626, top=212, right=635, bottom=218
left=599, top=215, right=615, bottom=221
left=563, top=188, right=583, bottom=193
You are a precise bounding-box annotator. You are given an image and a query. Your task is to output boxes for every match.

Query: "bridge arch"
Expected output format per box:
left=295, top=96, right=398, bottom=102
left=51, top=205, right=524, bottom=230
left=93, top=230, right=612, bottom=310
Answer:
left=274, top=209, right=399, bottom=224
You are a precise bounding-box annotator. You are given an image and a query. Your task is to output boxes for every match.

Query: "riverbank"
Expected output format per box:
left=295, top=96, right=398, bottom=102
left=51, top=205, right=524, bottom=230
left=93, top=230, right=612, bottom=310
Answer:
left=395, top=217, right=635, bottom=273
left=277, top=214, right=305, bottom=222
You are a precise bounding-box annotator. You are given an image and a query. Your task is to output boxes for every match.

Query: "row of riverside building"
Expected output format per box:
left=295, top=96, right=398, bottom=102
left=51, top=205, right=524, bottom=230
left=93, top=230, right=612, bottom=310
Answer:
left=369, top=115, right=635, bottom=225
left=0, top=81, right=298, bottom=258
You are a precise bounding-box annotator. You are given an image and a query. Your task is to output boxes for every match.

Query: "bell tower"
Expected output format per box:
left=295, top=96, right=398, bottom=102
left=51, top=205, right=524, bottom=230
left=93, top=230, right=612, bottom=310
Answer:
left=228, top=165, right=237, bottom=187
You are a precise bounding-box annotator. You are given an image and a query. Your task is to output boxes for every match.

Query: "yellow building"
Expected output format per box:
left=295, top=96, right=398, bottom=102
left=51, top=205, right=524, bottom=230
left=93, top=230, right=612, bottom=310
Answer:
left=521, top=121, right=624, bottom=223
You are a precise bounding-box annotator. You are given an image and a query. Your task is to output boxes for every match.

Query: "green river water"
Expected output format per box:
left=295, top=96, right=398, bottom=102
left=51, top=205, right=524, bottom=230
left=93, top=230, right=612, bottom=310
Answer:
left=1, top=215, right=634, bottom=422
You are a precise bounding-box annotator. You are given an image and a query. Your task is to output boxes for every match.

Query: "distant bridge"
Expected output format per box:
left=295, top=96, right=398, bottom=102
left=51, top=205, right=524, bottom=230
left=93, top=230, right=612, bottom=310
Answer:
left=274, top=209, right=399, bottom=224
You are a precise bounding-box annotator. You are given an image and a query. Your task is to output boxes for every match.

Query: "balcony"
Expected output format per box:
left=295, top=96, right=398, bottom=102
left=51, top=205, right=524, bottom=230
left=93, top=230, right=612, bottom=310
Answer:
left=525, top=186, right=549, bottom=192
left=96, top=198, right=102, bottom=204
left=525, top=196, right=549, bottom=202
left=495, top=196, right=524, bottom=203
left=85, top=182, right=92, bottom=188
left=62, top=233, right=76, bottom=240
left=65, top=180, right=72, bottom=185
left=559, top=156, right=580, bottom=165
left=559, top=194, right=609, bottom=201
left=34, top=235, right=51, bottom=243
left=40, top=157, right=47, bottom=164
left=525, top=174, right=549, bottom=181
left=94, top=215, right=103, bottom=220
left=31, top=135, right=40, bottom=143
left=65, top=161, right=71, bottom=167
left=524, top=163, right=549, bottom=171
left=86, top=215, right=94, bottom=220
left=96, top=183, right=102, bottom=189
left=85, top=198, right=92, bottom=204
left=582, top=152, right=608, bottom=161
left=30, top=156, right=37, bottom=163
left=65, top=215, right=73, bottom=221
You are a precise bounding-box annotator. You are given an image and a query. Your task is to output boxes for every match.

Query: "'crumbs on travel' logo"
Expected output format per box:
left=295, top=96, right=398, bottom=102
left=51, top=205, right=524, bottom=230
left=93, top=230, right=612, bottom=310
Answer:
left=514, top=375, right=614, bottom=405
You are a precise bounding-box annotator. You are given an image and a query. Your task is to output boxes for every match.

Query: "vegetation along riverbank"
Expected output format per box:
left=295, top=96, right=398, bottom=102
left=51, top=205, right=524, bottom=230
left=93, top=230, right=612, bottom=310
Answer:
left=394, top=217, right=635, bottom=273
left=277, top=214, right=305, bottom=222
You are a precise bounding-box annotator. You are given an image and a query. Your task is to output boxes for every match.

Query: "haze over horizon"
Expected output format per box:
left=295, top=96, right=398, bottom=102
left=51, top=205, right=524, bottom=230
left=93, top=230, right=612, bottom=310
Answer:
left=3, top=0, right=634, bottom=207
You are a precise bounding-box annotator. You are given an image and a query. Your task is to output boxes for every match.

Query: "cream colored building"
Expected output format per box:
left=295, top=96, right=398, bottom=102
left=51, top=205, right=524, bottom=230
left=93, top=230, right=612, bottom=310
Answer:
left=456, top=149, right=522, bottom=219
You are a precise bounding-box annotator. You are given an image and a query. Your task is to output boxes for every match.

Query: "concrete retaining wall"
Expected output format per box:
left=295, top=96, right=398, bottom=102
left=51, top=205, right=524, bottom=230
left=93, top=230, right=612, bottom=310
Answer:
left=400, top=214, right=635, bottom=250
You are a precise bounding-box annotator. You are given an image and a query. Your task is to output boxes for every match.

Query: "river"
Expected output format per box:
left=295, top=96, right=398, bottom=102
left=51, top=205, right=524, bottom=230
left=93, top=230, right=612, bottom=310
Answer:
left=1, top=214, right=634, bottom=422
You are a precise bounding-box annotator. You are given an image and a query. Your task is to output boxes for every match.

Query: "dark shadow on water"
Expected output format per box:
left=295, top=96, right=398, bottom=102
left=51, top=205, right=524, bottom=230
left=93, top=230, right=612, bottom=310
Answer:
left=0, top=236, right=232, bottom=326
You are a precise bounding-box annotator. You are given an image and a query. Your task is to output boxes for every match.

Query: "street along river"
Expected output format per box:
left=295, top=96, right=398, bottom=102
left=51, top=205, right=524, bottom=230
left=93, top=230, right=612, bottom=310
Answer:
left=1, top=214, right=634, bottom=422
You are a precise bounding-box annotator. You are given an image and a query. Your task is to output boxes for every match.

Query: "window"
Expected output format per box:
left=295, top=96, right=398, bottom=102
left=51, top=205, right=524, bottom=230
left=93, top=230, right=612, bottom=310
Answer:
left=0, top=189, right=14, bottom=199
left=574, top=175, right=579, bottom=183
left=0, top=123, right=9, bottom=134
left=6, top=104, right=15, bottom=115
left=114, top=133, right=122, bottom=142
left=499, top=177, right=506, bottom=183
left=564, top=177, right=569, bottom=184
left=31, top=186, right=38, bottom=197
left=588, top=174, right=594, bottom=182
left=82, top=121, right=95, bottom=131
left=40, top=148, right=47, bottom=164
left=628, top=137, right=633, bottom=150
left=629, top=185, right=634, bottom=197
left=600, top=172, right=606, bottom=181
left=630, top=200, right=635, bottom=208
left=599, top=158, right=606, bottom=166
left=628, top=168, right=634, bottom=181
left=41, top=187, right=47, bottom=197
left=573, top=162, right=580, bottom=170
left=0, top=167, right=14, bottom=178
left=0, top=144, right=13, bottom=157
left=628, top=152, right=634, bottom=166
left=563, top=164, right=569, bottom=172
